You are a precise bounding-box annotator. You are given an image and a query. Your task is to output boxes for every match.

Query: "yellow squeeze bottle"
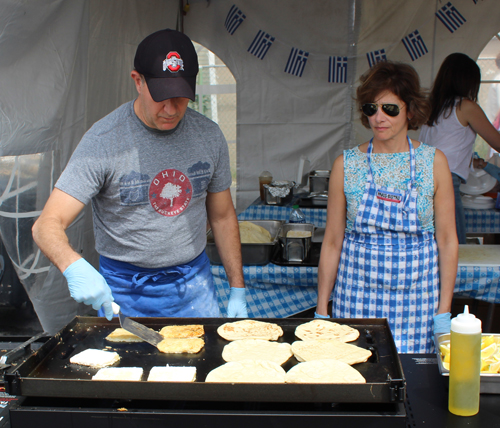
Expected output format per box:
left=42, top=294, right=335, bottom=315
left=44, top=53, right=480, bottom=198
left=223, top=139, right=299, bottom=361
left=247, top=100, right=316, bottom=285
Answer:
left=448, top=305, right=481, bottom=416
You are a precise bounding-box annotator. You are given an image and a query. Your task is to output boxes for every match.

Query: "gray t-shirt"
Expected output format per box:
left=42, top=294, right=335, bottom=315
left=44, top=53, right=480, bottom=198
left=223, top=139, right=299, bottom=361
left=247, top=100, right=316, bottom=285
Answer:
left=56, top=101, right=231, bottom=268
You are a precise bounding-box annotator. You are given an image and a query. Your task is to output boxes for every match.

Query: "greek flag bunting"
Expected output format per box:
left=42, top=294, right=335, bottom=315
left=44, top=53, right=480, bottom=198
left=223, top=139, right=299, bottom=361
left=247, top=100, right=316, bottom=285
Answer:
left=284, top=48, right=309, bottom=77
left=436, top=2, right=466, bottom=33
left=248, top=30, right=275, bottom=60
left=225, top=4, right=246, bottom=35
left=328, top=56, right=348, bottom=83
left=366, top=49, right=387, bottom=68
left=402, top=30, right=428, bottom=61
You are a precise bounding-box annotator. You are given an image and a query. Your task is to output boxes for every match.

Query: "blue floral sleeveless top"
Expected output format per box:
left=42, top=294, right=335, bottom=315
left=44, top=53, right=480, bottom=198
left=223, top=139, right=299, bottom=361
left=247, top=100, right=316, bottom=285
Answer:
left=343, top=143, right=435, bottom=232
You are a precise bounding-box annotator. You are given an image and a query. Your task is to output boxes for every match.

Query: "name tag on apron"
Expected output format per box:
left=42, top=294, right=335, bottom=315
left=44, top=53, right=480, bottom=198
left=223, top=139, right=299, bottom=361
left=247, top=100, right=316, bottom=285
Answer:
left=376, top=190, right=402, bottom=203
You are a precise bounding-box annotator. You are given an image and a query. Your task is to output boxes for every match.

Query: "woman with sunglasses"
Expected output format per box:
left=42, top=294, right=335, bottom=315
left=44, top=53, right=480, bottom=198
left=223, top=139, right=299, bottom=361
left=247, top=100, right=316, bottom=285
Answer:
left=419, top=53, right=500, bottom=244
left=315, top=60, right=458, bottom=353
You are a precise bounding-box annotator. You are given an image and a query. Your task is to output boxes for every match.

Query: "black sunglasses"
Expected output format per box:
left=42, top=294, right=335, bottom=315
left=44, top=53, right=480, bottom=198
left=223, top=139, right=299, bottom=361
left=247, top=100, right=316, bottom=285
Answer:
left=361, top=103, right=402, bottom=117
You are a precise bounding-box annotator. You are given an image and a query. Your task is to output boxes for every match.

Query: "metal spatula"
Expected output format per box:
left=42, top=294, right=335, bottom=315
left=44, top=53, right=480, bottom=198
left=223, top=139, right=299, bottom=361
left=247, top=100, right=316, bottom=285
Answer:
left=111, top=302, right=163, bottom=347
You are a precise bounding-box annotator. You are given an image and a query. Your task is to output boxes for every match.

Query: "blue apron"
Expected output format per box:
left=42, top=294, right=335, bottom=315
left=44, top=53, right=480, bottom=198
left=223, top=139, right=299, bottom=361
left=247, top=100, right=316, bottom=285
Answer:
left=333, top=137, right=439, bottom=353
left=97, top=250, right=220, bottom=318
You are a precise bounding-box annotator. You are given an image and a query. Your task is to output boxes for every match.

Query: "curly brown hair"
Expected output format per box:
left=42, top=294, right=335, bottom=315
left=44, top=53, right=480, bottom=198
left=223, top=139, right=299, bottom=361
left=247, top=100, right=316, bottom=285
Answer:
left=356, top=61, right=430, bottom=131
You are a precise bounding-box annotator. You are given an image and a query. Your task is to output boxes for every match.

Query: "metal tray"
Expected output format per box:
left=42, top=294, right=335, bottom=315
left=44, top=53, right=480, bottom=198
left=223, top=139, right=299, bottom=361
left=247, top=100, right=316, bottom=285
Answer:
left=5, top=317, right=405, bottom=403
left=435, top=333, right=500, bottom=394
left=206, top=220, right=283, bottom=265
left=309, top=170, right=330, bottom=193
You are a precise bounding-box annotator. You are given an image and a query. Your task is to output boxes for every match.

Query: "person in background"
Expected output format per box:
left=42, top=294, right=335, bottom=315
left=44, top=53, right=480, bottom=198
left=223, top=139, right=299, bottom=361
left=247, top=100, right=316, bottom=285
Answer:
left=419, top=53, right=500, bottom=244
left=32, top=29, right=247, bottom=320
left=315, top=61, right=458, bottom=353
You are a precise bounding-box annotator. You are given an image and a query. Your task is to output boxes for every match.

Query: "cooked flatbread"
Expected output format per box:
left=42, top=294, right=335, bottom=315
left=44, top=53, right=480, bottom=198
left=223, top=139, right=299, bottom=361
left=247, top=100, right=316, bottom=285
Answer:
left=205, top=359, right=286, bottom=383
left=156, top=338, right=205, bottom=354
left=291, top=340, right=371, bottom=365
left=217, top=320, right=283, bottom=341
left=159, top=325, right=204, bottom=338
left=92, top=367, right=143, bottom=381
left=295, top=320, right=359, bottom=342
left=105, top=328, right=143, bottom=343
left=70, top=348, right=120, bottom=368
left=239, top=221, right=272, bottom=243
left=286, top=230, right=312, bottom=238
left=147, top=365, right=196, bottom=382
left=285, top=359, right=366, bottom=384
left=222, top=339, right=292, bottom=365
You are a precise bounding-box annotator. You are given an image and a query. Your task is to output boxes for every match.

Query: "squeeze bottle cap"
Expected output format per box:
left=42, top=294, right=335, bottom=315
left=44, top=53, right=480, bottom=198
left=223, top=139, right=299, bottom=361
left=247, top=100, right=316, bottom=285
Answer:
left=450, top=305, right=482, bottom=334
left=259, top=171, right=273, bottom=179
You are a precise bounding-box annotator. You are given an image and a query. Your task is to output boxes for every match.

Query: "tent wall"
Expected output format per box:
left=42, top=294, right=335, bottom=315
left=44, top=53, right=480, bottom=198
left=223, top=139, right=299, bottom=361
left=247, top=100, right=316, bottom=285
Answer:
left=0, top=0, right=499, bottom=333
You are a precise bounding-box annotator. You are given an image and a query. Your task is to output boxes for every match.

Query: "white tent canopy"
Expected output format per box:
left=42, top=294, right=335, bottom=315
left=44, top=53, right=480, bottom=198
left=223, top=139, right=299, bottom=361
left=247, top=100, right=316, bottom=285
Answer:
left=1, top=0, right=499, bottom=333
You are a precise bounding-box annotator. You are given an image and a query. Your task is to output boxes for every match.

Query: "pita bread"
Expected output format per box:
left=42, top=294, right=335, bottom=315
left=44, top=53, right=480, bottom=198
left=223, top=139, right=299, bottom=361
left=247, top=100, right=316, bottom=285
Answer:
left=70, top=349, right=120, bottom=368
left=217, top=320, right=283, bottom=341
left=205, top=359, right=286, bottom=383
left=105, top=328, right=143, bottom=343
left=295, top=320, right=359, bottom=342
left=147, top=365, right=196, bottom=382
left=222, top=339, right=292, bottom=365
left=239, top=221, right=272, bottom=243
left=285, top=359, right=366, bottom=384
left=92, top=367, right=143, bottom=381
left=157, top=338, right=205, bottom=354
left=291, top=340, right=371, bottom=365
left=159, top=325, right=204, bottom=338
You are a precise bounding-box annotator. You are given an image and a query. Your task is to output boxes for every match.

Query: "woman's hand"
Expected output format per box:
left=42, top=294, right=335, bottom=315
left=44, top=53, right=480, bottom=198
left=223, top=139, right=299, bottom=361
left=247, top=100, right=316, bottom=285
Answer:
left=473, top=157, right=487, bottom=169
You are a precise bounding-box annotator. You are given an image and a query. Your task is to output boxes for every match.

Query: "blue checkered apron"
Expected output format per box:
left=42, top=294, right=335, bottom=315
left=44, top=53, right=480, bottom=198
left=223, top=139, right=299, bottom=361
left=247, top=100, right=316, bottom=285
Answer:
left=332, top=138, right=439, bottom=353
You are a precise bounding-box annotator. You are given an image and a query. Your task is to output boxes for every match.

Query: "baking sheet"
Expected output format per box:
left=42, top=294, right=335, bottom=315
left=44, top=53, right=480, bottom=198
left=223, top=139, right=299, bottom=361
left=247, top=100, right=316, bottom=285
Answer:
left=458, top=245, right=500, bottom=267
left=435, top=333, right=500, bottom=394
left=5, top=317, right=405, bottom=403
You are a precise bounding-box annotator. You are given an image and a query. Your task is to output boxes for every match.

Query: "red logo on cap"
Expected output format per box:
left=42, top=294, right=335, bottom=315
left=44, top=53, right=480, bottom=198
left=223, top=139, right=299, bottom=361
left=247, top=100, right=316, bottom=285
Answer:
left=163, top=52, right=184, bottom=73
left=149, top=169, right=192, bottom=217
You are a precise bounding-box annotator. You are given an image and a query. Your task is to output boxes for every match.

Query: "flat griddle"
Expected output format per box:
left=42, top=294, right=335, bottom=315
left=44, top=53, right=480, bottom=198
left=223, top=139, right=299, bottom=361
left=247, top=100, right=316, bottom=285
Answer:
left=4, top=316, right=405, bottom=403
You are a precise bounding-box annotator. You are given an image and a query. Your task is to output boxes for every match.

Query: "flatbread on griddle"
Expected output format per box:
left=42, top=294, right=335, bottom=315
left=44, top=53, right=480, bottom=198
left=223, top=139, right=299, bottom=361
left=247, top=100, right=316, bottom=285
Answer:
left=285, top=359, right=366, bottom=384
left=295, top=320, right=359, bottom=342
left=105, top=328, right=143, bottom=343
left=222, top=339, right=292, bottom=365
left=217, top=320, right=283, bottom=341
left=92, top=367, right=143, bottom=381
left=156, top=338, right=205, bottom=354
left=205, top=359, right=286, bottom=383
left=291, top=339, right=371, bottom=365
left=159, top=325, right=204, bottom=338
left=147, top=366, right=196, bottom=382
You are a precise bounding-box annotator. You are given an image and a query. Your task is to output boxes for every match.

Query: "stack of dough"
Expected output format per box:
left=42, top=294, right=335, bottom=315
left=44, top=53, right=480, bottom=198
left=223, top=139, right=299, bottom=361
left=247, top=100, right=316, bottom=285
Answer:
left=291, top=339, right=372, bottom=365
left=92, top=367, right=143, bottom=381
left=295, top=320, right=360, bottom=342
left=285, top=359, right=366, bottom=384
left=217, top=320, right=283, bottom=341
left=69, top=349, right=120, bottom=368
left=238, top=221, right=272, bottom=243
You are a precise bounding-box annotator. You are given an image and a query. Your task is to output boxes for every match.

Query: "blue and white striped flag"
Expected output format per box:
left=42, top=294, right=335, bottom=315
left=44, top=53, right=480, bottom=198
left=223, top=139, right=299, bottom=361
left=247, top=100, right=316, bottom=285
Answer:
left=367, top=49, right=387, bottom=68
left=284, top=48, right=309, bottom=77
left=248, top=30, right=275, bottom=60
left=225, top=5, right=246, bottom=35
left=402, top=30, right=428, bottom=61
left=328, top=56, right=348, bottom=83
left=436, top=2, right=466, bottom=33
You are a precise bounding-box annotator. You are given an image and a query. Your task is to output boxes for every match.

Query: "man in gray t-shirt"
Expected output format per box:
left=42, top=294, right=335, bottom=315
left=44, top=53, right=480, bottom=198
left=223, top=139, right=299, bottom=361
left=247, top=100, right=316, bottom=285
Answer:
left=32, top=29, right=247, bottom=320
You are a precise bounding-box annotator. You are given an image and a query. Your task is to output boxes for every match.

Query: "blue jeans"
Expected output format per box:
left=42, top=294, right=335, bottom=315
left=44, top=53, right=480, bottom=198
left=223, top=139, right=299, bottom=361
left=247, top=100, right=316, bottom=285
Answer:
left=452, top=173, right=467, bottom=244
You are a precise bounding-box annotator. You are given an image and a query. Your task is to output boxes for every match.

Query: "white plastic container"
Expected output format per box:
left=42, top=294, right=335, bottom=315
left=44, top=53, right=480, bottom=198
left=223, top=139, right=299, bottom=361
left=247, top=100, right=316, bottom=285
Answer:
left=448, top=305, right=482, bottom=416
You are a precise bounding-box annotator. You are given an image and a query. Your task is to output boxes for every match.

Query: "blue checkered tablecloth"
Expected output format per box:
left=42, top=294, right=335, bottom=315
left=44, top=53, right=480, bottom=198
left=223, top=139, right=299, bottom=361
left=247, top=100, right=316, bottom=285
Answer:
left=211, top=203, right=500, bottom=318
left=464, top=208, right=500, bottom=234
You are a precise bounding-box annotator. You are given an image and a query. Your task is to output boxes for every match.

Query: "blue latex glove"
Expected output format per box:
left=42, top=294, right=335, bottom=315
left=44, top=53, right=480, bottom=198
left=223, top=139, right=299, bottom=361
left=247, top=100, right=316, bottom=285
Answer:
left=433, top=312, right=451, bottom=335
left=314, top=312, right=330, bottom=319
left=484, top=162, right=500, bottom=182
left=227, top=287, right=248, bottom=318
left=63, top=258, right=114, bottom=320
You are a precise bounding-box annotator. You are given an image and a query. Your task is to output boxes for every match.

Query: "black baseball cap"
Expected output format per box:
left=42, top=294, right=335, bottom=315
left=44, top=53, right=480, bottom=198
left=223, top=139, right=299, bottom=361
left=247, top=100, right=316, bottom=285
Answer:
left=134, top=29, right=199, bottom=102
